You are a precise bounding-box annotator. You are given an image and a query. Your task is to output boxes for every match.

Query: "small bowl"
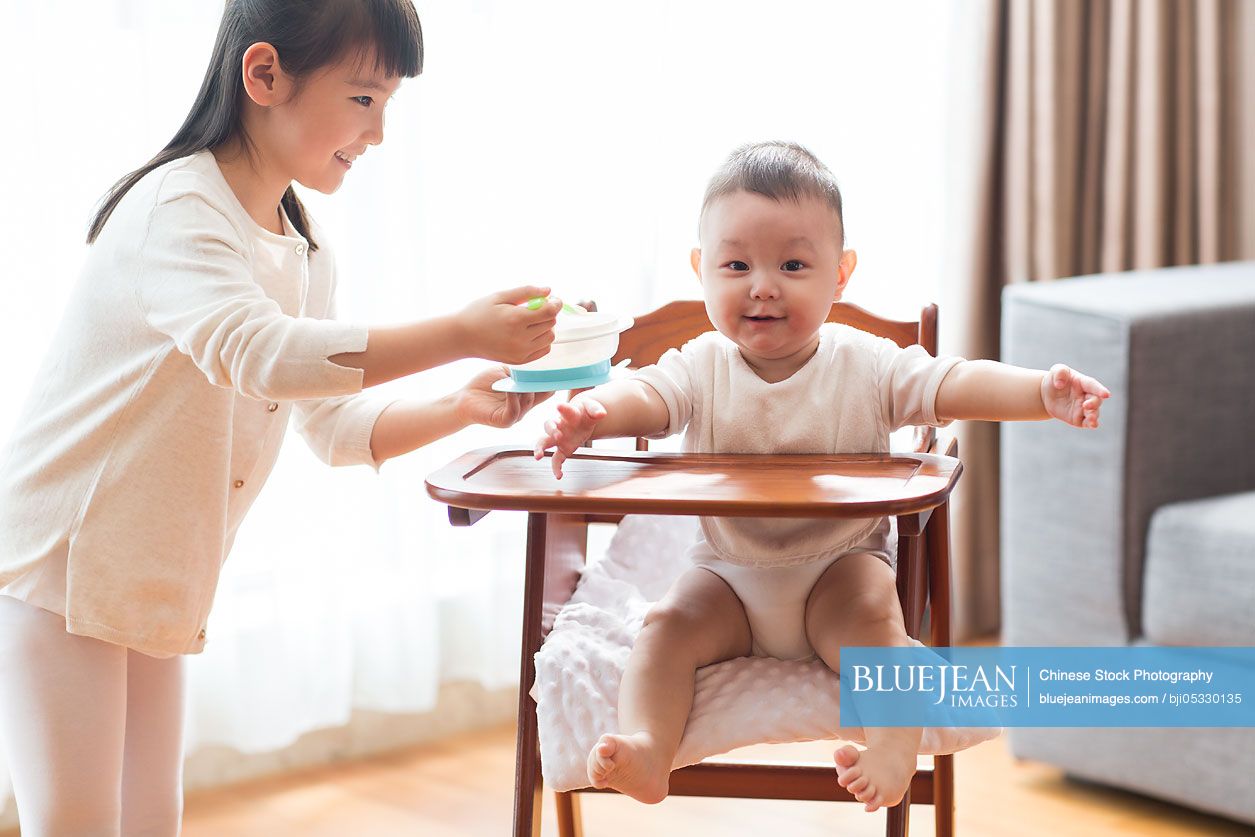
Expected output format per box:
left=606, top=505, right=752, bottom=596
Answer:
left=493, top=310, right=635, bottom=393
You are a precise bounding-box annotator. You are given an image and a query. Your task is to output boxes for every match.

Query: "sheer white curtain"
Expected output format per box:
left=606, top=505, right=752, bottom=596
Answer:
left=0, top=0, right=958, bottom=814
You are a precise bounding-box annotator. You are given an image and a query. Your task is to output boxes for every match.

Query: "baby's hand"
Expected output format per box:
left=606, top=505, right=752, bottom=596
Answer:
left=458, top=285, right=560, bottom=365
left=534, top=398, right=607, bottom=479
left=1040, top=363, right=1111, bottom=429
left=456, top=366, right=553, bottom=429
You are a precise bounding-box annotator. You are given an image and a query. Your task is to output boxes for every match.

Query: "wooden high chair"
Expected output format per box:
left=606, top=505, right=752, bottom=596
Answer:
left=426, top=301, right=961, bottom=837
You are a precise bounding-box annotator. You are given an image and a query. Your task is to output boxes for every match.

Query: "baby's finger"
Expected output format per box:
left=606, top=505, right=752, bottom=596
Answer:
left=552, top=448, right=567, bottom=479
left=1085, top=375, right=1112, bottom=398
left=555, top=412, right=578, bottom=433
left=1051, top=363, right=1071, bottom=390
left=534, top=431, right=556, bottom=459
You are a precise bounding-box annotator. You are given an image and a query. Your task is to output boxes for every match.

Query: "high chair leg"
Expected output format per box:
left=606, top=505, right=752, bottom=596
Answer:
left=926, top=498, right=956, bottom=837
left=887, top=522, right=926, bottom=836
left=886, top=795, right=909, bottom=836
left=555, top=791, right=584, bottom=837
left=513, top=512, right=549, bottom=837
left=934, top=753, right=955, bottom=837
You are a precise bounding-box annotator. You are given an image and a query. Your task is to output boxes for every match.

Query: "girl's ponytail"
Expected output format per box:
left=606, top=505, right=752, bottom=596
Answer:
left=87, top=0, right=422, bottom=251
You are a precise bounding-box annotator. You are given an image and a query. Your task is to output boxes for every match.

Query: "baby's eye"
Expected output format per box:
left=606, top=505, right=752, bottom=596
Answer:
left=352, top=96, right=374, bottom=107
left=725, top=261, right=749, bottom=271
left=782, top=260, right=806, bottom=272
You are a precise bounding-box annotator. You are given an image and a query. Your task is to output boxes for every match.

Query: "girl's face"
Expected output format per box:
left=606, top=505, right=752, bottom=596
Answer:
left=263, top=50, right=402, bottom=194
left=693, top=190, right=856, bottom=382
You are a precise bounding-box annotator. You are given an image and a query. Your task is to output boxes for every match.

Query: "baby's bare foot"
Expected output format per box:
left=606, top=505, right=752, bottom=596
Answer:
left=586, top=732, right=670, bottom=804
left=833, top=742, right=917, bottom=812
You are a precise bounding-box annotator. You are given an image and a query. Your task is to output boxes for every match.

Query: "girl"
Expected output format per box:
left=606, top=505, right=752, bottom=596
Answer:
left=0, top=2, right=558, bottom=834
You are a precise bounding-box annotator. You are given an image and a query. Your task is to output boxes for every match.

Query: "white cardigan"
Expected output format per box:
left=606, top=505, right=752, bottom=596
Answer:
left=0, top=151, right=393, bottom=657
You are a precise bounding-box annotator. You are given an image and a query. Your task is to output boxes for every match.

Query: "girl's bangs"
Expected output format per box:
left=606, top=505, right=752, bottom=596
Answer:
left=326, top=0, right=424, bottom=78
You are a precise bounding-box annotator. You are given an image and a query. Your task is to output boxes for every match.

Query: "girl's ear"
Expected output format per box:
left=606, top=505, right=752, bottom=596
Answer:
left=690, top=247, right=703, bottom=285
left=241, top=42, right=292, bottom=107
left=834, top=249, right=857, bottom=300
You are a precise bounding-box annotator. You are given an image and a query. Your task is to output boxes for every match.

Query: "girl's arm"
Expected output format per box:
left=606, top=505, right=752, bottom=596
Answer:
left=368, top=395, right=466, bottom=464
left=370, top=366, right=552, bottom=464
left=330, top=287, right=561, bottom=388
left=935, top=360, right=1110, bottom=428
left=534, top=378, right=671, bottom=478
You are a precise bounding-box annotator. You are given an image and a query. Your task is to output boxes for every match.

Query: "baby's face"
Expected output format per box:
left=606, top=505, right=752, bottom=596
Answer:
left=695, top=190, right=851, bottom=379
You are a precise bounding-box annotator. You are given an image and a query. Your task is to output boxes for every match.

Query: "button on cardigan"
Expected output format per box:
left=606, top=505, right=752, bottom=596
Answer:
left=0, top=151, right=394, bottom=657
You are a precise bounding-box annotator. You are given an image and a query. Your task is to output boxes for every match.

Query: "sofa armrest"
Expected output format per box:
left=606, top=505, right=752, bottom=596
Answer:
left=1000, top=261, right=1255, bottom=645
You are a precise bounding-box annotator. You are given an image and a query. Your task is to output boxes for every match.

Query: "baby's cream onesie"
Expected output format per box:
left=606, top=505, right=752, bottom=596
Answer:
left=633, top=323, right=963, bottom=659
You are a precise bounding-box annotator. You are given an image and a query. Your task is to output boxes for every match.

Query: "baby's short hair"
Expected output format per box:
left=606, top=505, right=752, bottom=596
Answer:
left=700, top=141, right=845, bottom=245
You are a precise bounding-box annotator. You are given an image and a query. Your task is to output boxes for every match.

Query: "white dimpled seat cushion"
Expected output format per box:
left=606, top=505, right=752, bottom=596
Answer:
left=532, top=514, right=1001, bottom=791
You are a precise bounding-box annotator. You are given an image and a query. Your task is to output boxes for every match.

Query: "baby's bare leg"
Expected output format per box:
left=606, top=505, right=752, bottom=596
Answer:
left=588, top=566, right=751, bottom=804
left=804, top=552, right=921, bottom=813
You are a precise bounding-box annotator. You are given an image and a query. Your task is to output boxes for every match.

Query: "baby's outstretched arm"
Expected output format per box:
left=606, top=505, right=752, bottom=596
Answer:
left=935, top=360, right=1111, bottom=428
left=533, top=379, right=670, bottom=478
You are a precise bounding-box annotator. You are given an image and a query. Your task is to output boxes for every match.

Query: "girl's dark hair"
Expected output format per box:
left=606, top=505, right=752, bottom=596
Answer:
left=87, top=0, right=423, bottom=252
left=700, top=141, right=845, bottom=246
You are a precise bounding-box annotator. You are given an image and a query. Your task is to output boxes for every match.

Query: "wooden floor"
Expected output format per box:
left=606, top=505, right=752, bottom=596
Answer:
left=177, top=723, right=1252, bottom=837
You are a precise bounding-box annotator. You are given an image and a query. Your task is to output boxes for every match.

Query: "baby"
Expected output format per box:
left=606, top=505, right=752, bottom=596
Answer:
left=533, top=141, right=1110, bottom=812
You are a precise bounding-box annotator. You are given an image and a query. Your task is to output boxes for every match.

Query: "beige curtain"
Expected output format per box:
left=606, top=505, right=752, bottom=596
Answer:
left=944, top=0, right=1255, bottom=641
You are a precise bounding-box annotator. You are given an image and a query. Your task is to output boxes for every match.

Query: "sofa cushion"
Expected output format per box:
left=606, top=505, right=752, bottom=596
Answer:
left=1142, top=490, right=1255, bottom=645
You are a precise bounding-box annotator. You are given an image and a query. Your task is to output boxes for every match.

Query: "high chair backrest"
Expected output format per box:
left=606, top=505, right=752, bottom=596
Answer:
left=613, top=299, right=940, bottom=452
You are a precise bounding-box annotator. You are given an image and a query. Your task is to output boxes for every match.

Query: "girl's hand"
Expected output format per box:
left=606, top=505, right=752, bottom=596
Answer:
left=457, top=286, right=561, bottom=365
left=1040, top=363, right=1111, bottom=429
left=533, top=398, right=607, bottom=479
left=456, top=366, right=553, bottom=429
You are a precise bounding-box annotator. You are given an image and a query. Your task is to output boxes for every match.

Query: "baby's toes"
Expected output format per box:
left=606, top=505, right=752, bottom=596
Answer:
left=847, top=776, right=870, bottom=797
left=833, top=744, right=860, bottom=769
left=836, top=765, right=862, bottom=788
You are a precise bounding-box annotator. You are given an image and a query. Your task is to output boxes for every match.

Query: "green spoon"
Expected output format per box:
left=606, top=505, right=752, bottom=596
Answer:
left=526, top=296, right=585, bottom=314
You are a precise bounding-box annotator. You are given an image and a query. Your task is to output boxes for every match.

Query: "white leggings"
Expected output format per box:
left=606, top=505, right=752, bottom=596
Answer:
left=0, top=596, right=185, bottom=836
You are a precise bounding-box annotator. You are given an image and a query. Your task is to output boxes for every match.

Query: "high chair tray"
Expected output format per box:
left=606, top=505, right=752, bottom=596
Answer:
left=426, top=446, right=962, bottom=521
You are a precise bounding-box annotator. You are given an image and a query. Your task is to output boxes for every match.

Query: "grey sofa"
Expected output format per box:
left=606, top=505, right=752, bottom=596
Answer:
left=1000, top=261, right=1255, bottom=826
